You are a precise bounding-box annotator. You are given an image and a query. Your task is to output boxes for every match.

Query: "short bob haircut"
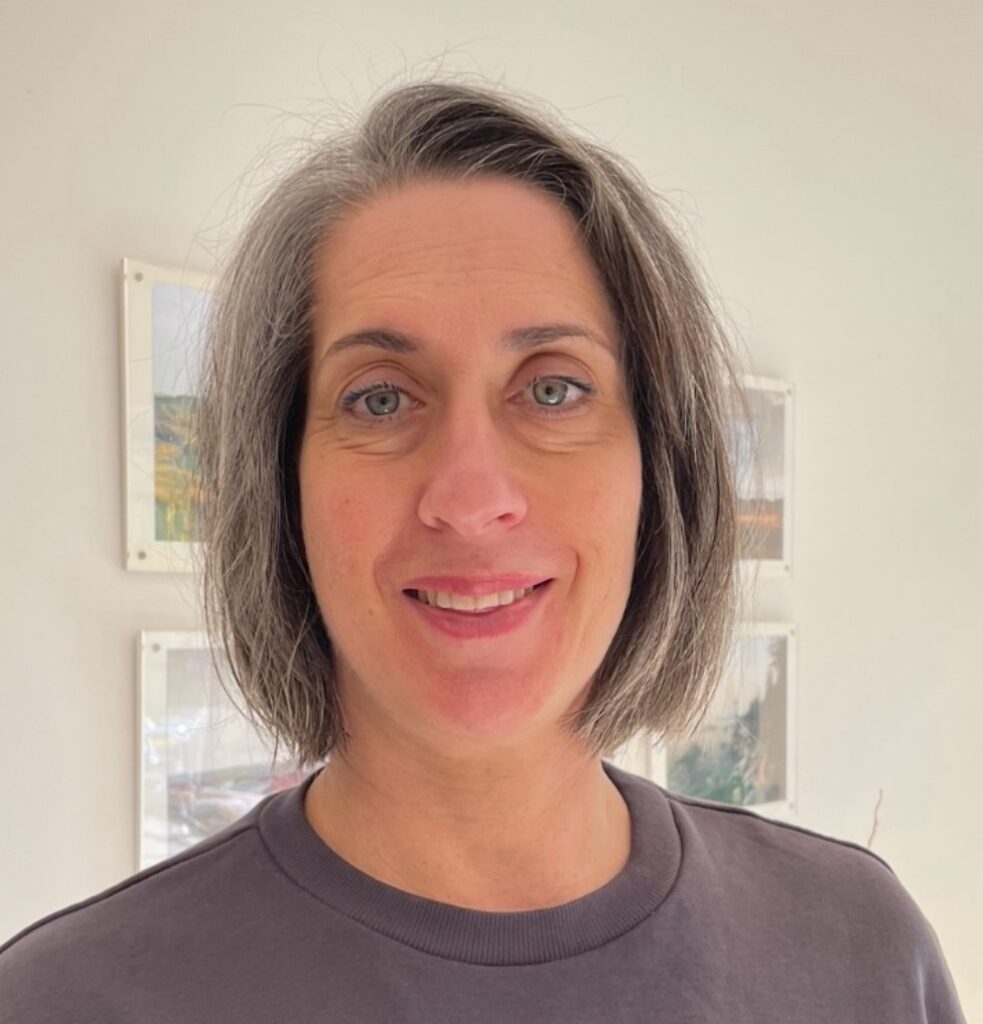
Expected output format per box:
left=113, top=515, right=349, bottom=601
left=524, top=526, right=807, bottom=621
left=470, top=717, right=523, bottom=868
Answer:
left=193, top=72, right=761, bottom=770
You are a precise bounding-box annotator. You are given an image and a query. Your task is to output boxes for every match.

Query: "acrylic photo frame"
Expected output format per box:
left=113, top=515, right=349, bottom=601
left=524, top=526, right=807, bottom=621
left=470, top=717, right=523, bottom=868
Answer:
left=121, top=258, right=213, bottom=572
left=646, top=621, right=798, bottom=821
left=730, top=375, right=795, bottom=578
left=138, top=629, right=318, bottom=870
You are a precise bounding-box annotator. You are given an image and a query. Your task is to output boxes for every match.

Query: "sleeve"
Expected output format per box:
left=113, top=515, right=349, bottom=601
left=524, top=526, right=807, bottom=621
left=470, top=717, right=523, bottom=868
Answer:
left=909, top=905, right=968, bottom=1024
left=0, top=918, right=113, bottom=1024
left=861, top=851, right=968, bottom=1024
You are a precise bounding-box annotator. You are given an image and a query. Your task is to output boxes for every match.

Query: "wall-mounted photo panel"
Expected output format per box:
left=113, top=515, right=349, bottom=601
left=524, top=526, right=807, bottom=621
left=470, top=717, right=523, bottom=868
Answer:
left=121, top=258, right=213, bottom=572
left=139, top=630, right=321, bottom=870
left=647, top=622, right=797, bottom=821
left=728, top=375, right=794, bottom=578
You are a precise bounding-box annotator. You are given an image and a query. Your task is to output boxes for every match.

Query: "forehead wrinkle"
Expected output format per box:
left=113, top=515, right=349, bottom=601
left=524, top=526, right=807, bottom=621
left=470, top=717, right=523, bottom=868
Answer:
left=328, top=245, right=585, bottom=293
left=330, top=269, right=583, bottom=306
left=321, top=210, right=590, bottom=278
left=320, top=262, right=597, bottom=328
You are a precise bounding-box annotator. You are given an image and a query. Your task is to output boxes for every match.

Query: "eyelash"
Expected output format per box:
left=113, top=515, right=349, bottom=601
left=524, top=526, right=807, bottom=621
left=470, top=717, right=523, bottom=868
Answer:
left=340, top=374, right=595, bottom=426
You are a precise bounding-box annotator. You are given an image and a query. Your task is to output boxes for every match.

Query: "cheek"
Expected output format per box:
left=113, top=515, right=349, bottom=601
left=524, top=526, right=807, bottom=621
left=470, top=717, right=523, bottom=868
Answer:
left=584, top=450, right=642, bottom=608
left=299, top=459, right=409, bottom=620
left=299, top=464, right=374, bottom=592
left=300, top=489, right=381, bottom=650
left=302, top=482, right=350, bottom=556
left=539, top=455, right=640, bottom=634
left=575, top=445, right=642, bottom=554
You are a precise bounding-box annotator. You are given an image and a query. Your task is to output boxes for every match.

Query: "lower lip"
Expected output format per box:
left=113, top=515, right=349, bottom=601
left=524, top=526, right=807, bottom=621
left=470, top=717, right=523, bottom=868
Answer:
left=402, top=581, right=553, bottom=640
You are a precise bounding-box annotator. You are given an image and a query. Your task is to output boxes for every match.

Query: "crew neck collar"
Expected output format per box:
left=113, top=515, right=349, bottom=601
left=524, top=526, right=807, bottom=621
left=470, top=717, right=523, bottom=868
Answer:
left=257, top=759, right=681, bottom=966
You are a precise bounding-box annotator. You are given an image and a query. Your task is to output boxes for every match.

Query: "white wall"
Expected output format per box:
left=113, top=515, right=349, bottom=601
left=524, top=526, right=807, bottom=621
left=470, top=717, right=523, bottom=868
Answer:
left=1, top=0, right=979, bottom=1013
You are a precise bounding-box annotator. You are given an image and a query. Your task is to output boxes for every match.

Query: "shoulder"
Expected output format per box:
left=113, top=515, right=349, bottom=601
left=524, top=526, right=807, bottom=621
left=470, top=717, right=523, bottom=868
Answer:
left=648, top=783, right=966, bottom=1019
left=665, top=786, right=907, bottom=909
left=666, top=785, right=897, bottom=874
left=663, top=786, right=960, bottom=988
left=0, top=810, right=265, bottom=1022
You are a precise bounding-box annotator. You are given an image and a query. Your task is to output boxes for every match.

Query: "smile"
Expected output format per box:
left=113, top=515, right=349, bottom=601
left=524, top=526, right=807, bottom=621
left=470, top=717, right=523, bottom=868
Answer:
left=407, top=582, right=546, bottom=613
left=402, top=579, right=553, bottom=640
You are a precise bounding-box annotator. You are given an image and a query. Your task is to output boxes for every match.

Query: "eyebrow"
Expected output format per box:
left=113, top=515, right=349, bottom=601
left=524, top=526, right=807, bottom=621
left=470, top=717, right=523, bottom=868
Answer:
left=317, top=322, right=614, bottom=369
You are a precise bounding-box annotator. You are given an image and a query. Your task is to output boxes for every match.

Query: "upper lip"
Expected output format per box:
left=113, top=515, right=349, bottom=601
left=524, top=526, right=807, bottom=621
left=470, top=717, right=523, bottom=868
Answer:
left=402, top=574, right=553, bottom=596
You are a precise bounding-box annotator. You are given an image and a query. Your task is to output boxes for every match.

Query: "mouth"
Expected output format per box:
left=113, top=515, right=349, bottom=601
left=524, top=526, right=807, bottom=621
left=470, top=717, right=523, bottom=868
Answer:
left=400, top=578, right=554, bottom=640
left=403, top=578, right=552, bottom=613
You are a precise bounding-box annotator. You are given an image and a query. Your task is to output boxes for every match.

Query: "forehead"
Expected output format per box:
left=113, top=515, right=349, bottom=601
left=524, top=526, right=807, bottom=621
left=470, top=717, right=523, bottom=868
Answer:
left=312, top=176, right=618, bottom=339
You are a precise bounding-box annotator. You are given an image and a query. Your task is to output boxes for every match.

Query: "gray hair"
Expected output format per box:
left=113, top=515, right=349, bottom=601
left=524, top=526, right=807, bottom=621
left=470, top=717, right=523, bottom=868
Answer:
left=193, top=72, right=761, bottom=770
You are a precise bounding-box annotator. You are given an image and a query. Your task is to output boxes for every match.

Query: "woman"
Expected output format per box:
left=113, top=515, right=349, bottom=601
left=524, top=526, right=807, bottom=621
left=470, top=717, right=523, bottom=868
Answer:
left=0, top=76, right=965, bottom=1022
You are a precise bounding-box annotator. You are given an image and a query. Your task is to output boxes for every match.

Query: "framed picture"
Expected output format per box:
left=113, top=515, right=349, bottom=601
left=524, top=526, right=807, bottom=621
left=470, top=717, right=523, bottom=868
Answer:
left=647, top=621, right=797, bottom=820
left=138, top=630, right=318, bottom=870
left=121, top=258, right=213, bottom=572
left=729, top=375, right=794, bottom=578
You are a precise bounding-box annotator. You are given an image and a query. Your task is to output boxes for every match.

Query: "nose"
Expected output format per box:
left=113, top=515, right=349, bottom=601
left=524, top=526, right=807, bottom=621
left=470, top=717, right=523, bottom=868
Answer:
left=416, top=406, right=529, bottom=536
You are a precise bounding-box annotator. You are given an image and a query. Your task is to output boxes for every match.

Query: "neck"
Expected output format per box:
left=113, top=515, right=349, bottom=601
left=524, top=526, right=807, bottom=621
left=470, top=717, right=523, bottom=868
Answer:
left=302, top=738, right=632, bottom=912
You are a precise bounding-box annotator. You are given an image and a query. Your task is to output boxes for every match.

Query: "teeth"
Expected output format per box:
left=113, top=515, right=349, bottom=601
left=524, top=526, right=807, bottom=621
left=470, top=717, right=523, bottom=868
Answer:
left=415, top=586, right=536, bottom=612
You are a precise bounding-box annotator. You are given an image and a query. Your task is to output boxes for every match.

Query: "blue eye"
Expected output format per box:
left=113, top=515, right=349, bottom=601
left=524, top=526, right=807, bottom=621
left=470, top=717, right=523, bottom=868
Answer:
left=526, top=375, right=594, bottom=415
left=340, top=375, right=595, bottom=427
left=340, top=380, right=415, bottom=424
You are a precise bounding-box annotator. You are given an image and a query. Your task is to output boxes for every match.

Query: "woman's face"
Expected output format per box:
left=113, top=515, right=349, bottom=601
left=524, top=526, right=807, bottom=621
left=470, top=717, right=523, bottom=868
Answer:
left=298, top=175, right=642, bottom=757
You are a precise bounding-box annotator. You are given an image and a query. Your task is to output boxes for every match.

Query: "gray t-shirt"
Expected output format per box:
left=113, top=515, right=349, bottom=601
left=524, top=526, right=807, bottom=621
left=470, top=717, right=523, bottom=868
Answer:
left=0, top=761, right=967, bottom=1022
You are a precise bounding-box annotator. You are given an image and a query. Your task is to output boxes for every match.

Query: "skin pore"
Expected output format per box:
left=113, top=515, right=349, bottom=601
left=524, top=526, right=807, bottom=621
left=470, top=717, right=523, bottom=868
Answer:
left=297, top=174, right=643, bottom=912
